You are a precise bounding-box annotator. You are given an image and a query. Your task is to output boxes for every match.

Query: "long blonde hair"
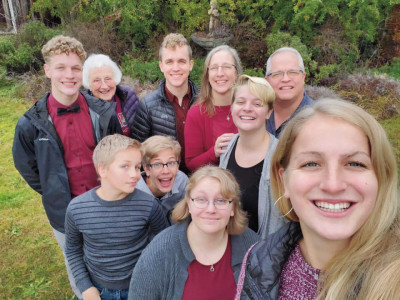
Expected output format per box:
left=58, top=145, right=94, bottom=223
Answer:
left=270, top=98, right=400, bottom=299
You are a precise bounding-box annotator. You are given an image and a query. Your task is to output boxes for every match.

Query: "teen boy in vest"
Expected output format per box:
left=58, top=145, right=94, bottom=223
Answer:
left=12, top=35, right=121, bottom=299
left=65, top=134, right=168, bottom=299
left=132, top=33, right=199, bottom=174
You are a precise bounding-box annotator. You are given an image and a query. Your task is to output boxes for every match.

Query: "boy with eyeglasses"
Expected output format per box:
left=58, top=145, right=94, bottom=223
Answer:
left=132, top=33, right=199, bottom=174
left=65, top=134, right=168, bottom=300
left=136, top=135, right=188, bottom=224
left=265, top=47, right=314, bottom=138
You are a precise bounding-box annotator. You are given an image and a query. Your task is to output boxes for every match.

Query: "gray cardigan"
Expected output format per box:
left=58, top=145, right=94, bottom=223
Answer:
left=219, top=133, right=285, bottom=240
left=128, top=219, right=259, bottom=300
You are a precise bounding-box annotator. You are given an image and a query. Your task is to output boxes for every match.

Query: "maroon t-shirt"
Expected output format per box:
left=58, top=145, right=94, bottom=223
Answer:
left=182, top=236, right=236, bottom=300
left=165, top=84, right=191, bottom=173
left=113, top=94, right=131, bottom=137
left=47, top=92, right=99, bottom=198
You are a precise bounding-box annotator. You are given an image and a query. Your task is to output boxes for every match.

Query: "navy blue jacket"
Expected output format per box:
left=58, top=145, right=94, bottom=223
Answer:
left=131, top=79, right=198, bottom=142
left=12, top=91, right=121, bottom=233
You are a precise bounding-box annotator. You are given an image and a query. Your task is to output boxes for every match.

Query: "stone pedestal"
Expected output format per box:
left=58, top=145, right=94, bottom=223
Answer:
left=191, top=33, right=233, bottom=52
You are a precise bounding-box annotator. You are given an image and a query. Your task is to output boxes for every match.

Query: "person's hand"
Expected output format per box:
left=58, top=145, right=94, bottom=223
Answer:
left=82, top=286, right=101, bottom=300
left=214, top=133, right=235, bottom=158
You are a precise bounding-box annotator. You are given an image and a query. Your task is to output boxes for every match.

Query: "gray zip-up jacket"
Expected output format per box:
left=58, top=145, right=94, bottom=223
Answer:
left=219, top=133, right=285, bottom=239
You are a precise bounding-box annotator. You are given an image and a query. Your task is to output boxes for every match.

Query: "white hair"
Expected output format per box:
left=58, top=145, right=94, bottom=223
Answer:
left=265, top=47, right=305, bottom=76
left=82, top=54, right=122, bottom=89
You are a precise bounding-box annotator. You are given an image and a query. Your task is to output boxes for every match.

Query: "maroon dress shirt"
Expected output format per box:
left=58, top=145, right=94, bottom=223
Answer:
left=47, top=92, right=100, bottom=198
left=165, top=84, right=191, bottom=173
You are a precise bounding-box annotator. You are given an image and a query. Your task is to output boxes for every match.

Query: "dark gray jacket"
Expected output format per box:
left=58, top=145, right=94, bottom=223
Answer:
left=240, top=222, right=302, bottom=299
left=12, top=91, right=121, bottom=233
left=88, top=85, right=139, bottom=134
left=129, top=219, right=259, bottom=300
left=131, top=79, right=198, bottom=142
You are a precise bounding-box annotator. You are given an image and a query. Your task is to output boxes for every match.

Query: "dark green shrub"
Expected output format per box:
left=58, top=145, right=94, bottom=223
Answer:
left=121, top=57, right=162, bottom=84
left=3, top=43, right=36, bottom=73
left=0, top=21, right=61, bottom=73
left=121, top=57, right=204, bottom=87
left=377, top=58, right=400, bottom=80
left=190, top=58, right=205, bottom=87
left=243, top=68, right=265, bottom=77
left=265, top=31, right=317, bottom=76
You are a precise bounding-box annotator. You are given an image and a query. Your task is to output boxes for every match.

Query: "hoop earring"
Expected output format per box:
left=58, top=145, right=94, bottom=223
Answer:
left=274, top=195, right=293, bottom=218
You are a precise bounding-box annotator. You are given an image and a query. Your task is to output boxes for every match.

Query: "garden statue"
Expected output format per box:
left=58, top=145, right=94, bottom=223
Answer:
left=208, top=0, right=221, bottom=37
left=191, top=0, right=233, bottom=51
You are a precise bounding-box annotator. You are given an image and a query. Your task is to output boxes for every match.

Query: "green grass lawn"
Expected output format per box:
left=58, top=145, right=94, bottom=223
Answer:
left=0, top=83, right=399, bottom=299
left=0, top=87, right=74, bottom=299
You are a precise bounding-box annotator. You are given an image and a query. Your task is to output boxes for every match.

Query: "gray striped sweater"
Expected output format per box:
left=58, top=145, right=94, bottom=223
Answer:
left=65, top=187, right=169, bottom=293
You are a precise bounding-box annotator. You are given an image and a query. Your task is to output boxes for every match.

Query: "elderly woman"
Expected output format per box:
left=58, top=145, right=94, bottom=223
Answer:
left=129, top=166, right=259, bottom=299
left=136, top=135, right=188, bottom=223
left=184, top=45, right=242, bottom=172
left=220, top=75, right=285, bottom=239
left=83, top=54, right=139, bottom=137
left=237, top=98, right=400, bottom=299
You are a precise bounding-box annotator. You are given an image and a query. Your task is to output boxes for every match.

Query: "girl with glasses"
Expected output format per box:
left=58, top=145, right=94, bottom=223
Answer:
left=237, top=98, right=400, bottom=299
left=184, top=45, right=242, bottom=172
left=128, top=166, right=259, bottom=299
left=136, top=135, right=188, bottom=224
left=220, top=75, right=285, bottom=239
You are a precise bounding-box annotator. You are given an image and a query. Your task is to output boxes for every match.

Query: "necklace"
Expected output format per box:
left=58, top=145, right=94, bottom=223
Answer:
left=210, top=264, right=214, bottom=272
left=226, top=112, right=230, bottom=121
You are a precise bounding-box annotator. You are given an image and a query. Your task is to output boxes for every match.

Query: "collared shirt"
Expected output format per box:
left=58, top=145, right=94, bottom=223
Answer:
left=47, top=92, right=99, bottom=198
left=165, top=84, right=191, bottom=172
left=266, top=92, right=314, bottom=138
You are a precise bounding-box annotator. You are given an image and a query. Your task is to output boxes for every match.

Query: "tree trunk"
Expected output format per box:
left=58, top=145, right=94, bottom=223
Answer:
left=1, top=0, right=12, bottom=29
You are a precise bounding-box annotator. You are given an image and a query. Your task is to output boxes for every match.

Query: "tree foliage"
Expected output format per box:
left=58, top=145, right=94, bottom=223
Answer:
left=20, top=0, right=400, bottom=81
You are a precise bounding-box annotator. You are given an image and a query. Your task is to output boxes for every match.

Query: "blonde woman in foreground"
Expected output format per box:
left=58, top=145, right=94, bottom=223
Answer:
left=237, top=98, right=400, bottom=299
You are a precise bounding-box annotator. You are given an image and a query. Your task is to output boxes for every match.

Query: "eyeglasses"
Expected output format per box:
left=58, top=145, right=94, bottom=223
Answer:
left=190, top=197, right=233, bottom=210
left=266, top=70, right=304, bottom=80
left=208, top=64, right=236, bottom=73
left=147, top=161, right=179, bottom=171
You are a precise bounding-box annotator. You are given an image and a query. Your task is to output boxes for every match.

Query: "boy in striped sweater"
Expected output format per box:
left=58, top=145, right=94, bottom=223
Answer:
left=65, top=134, right=168, bottom=300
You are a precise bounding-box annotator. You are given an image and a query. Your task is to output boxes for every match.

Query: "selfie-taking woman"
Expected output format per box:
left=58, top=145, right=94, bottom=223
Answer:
left=220, top=75, right=285, bottom=239
left=238, top=98, right=400, bottom=299
left=129, top=166, right=259, bottom=300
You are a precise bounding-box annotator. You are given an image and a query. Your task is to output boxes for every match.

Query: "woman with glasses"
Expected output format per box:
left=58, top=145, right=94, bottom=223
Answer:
left=220, top=75, right=285, bottom=239
left=237, top=98, right=400, bottom=299
left=136, top=135, right=188, bottom=224
left=184, top=45, right=242, bottom=172
left=128, top=166, right=259, bottom=299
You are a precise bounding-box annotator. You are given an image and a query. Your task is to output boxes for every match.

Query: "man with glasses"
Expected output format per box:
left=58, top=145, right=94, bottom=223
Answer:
left=132, top=33, right=199, bottom=174
left=265, top=47, right=314, bottom=137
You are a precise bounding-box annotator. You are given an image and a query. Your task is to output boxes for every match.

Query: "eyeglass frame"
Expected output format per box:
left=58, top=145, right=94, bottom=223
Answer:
left=146, top=160, right=180, bottom=170
left=190, top=197, right=233, bottom=210
left=208, top=63, right=237, bottom=73
left=266, top=69, right=304, bottom=80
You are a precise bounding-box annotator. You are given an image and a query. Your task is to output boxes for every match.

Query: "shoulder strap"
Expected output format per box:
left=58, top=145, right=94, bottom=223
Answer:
left=235, top=241, right=259, bottom=300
